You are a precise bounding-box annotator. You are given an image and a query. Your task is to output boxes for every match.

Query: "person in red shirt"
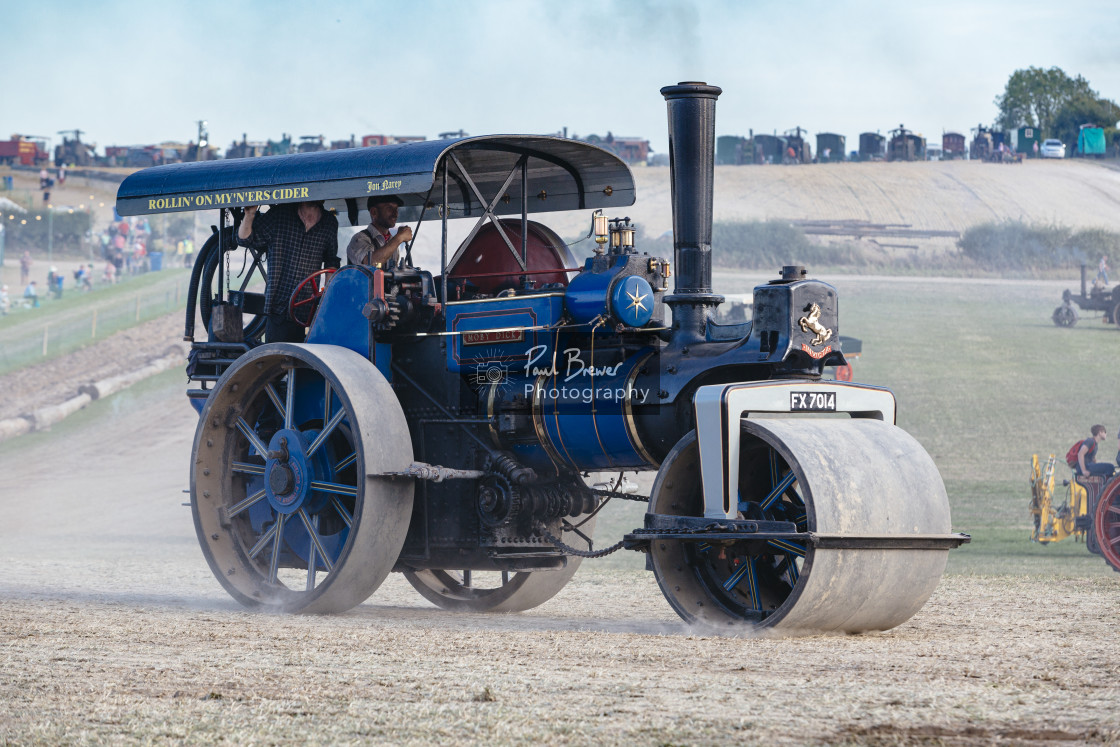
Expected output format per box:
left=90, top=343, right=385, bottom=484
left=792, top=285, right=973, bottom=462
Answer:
left=1076, top=425, right=1114, bottom=478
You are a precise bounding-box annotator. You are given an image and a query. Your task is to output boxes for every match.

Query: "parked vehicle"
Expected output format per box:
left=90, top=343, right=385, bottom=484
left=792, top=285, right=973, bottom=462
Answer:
left=887, top=124, right=925, bottom=161
left=942, top=132, right=966, bottom=159
left=857, top=132, right=884, bottom=161
left=815, top=133, right=845, bottom=163
left=1040, top=139, right=1066, bottom=159
left=1076, top=126, right=1105, bottom=158
left=0, top=135, right=50, bottom=166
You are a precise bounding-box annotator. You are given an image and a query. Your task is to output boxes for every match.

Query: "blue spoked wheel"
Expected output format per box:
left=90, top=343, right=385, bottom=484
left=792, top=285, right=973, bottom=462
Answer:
left=649, top=432, right=806, bottom=629
left=191, top=343, right=413, bottom=612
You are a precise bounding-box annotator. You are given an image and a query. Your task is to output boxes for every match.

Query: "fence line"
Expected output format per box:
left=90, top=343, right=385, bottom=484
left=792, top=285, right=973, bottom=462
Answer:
left=0, top=281, right=185, bottom=375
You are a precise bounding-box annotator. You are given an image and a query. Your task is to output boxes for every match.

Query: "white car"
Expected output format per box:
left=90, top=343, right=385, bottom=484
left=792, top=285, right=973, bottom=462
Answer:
left=1040, top=139, right=1065, bottom=159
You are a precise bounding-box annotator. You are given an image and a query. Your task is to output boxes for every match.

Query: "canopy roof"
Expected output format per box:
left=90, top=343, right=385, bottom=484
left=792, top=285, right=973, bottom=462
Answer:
left=115, top=135, right=636, bottom=224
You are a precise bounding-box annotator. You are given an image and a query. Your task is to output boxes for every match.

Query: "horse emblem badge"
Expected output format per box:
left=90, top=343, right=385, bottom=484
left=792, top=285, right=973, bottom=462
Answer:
left=798, top=303, right=833, bottom=347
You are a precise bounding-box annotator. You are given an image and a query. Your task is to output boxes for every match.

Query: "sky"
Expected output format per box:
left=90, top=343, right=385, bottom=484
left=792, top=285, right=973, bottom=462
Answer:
left=1, top=0, right=1118, bottom=157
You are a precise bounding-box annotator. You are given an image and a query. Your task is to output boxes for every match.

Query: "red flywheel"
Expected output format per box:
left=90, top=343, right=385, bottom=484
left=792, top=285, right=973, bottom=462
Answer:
left=1093, top=479, right=1120, bottom=572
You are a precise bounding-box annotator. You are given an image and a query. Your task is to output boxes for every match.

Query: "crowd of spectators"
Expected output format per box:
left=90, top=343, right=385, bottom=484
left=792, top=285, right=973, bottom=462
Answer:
left=4, top=217, right=194, bottom=315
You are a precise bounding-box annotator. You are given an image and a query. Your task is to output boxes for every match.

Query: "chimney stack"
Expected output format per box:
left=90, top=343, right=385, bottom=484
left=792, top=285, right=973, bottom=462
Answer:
left=661, top=82, right=724, bottom=341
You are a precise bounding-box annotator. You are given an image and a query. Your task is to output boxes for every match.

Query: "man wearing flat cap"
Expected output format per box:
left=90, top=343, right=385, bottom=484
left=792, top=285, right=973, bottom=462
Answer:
left=346, top=195, right=414, bottom=267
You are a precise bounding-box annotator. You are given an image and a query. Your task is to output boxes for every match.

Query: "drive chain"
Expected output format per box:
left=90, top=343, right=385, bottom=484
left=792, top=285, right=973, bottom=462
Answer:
left=538, top=486, right=648, bottom=558
left=589, top=487, right=649, bottom=503
left=541, top=528, right=627, bottom=559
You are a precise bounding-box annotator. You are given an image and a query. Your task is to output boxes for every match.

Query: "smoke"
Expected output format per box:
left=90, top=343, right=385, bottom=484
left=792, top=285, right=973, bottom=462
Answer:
left=544, top=0, right=705, bottom=76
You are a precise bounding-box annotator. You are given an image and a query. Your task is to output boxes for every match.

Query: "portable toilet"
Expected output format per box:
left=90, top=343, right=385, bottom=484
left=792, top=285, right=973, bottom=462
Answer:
left=1016, top=126, right=1040, bottom=156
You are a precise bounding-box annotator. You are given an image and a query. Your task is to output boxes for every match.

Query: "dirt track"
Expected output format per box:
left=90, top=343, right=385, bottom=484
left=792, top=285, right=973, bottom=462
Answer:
left=2, top=371, right=1120, bottom=745
left=5, top=161, right=1120, bottom=743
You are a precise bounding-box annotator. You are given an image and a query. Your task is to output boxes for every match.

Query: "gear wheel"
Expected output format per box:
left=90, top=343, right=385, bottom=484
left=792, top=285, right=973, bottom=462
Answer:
left=478, top=474, right=520, bottom=528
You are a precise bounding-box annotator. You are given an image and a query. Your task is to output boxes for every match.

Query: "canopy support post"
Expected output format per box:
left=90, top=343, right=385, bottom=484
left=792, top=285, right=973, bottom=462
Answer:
left=217, top=208, right=226, bottom=303
left=441, top=159, right=448, bottom=304
left=521, top=158, right=528, bottom=269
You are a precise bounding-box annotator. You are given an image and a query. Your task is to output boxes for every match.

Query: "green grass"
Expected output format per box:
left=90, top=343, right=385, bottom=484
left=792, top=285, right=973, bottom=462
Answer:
left=0, top=268, right=191, bottom=373
left=707, top=271, right=1120, bottom=576
left=947, top=526, right=1117, bottom=577
left=0, top=267, right=190, bottom=333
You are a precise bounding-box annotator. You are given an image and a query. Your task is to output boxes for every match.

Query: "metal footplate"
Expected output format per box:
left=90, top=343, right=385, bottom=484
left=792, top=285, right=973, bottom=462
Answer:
left=625, top=514, right=970, bottom=550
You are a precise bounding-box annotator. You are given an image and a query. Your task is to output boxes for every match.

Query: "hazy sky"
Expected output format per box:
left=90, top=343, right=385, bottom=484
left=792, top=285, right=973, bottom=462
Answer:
left=2, top=0, right=1118, bottom=156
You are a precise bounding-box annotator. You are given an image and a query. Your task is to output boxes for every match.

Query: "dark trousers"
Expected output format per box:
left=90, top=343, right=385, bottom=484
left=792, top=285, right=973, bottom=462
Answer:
left=266, top=313, right=306, bottom=343
left=1082, top=462, right=1115, bottom=479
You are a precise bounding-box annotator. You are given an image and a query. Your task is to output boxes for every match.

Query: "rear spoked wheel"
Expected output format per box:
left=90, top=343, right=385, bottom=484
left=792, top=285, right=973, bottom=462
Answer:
left=191, top=343, right=413, bottom=612
left=404, top=516, right=596, bottom=612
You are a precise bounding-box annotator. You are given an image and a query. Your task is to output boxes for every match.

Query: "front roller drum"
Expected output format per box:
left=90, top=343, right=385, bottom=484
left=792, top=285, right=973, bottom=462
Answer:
left=650, top=419, right=953, bottom=633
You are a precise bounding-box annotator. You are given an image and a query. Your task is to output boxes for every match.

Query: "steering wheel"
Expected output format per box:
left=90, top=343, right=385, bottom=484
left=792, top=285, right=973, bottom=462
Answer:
left=288, top=268, right=337, bottom=327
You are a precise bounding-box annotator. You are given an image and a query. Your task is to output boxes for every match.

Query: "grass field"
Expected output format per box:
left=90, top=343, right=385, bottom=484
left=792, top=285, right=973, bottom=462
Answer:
left=0, top=268, right=191, bottom=373
left=591, top=272, right=1120, bottom=579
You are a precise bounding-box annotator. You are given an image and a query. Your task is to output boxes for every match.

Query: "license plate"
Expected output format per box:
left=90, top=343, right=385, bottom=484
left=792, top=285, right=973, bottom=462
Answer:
left=790, top=391, right=836, bottom=412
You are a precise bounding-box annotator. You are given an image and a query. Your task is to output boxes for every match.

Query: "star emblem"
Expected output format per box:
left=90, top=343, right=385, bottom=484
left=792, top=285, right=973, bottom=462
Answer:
left=626, top=281, right=648, bottom=313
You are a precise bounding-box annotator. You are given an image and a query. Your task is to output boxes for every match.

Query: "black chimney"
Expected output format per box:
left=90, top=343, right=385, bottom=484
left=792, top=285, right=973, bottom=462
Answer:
left=661, top=82, right=723, bottom=342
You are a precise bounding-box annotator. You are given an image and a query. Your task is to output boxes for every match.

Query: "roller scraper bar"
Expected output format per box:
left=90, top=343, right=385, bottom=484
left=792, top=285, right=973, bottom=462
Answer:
left=694, top=380, right=897, bottom=519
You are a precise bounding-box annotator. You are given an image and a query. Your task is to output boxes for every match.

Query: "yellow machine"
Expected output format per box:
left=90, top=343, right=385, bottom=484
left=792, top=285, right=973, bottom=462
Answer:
left=1029, top=454, right=1090, bottom=543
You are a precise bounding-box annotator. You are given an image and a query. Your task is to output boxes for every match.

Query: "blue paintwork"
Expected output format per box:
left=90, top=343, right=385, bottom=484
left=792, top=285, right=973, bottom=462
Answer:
left=373, top=342, right=392, bottom=381
left=265, top=429, right=312, bottom=514
left=306, top=267, right=371, bottom=359
left=115, top=135, right=637, bottom=220
left=528, top=348, right=655, bottom=470
left=245, top=370, right=354, bottom=568
left=610, top=275, right=654, bottom=327
left=445, top=293, right=564, bottom=374
left=563, top=256, right=628, bottom=324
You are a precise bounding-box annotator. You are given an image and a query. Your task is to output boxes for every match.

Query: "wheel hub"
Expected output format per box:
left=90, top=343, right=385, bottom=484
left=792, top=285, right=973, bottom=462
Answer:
left=264, top=429, right=311, bottom=513
left=269, top=463, right=295, bottom=496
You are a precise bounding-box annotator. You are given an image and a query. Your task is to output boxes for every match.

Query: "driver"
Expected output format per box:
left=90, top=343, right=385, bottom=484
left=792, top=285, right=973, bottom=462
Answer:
left=238, top=201, right=339, bottom=343
left=346, top=195, right=414, bottom=268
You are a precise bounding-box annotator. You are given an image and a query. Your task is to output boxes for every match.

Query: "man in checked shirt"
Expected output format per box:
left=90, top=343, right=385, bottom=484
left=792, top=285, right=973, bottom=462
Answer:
left=238, top=201, right=340, bottom=342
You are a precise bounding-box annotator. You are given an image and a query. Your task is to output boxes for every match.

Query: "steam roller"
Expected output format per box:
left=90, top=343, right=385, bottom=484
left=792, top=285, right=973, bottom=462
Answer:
left=115, top=80, right=967, bottom=634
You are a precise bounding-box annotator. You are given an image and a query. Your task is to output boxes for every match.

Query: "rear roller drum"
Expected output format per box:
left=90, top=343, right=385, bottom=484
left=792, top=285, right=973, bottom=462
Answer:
left=650, top=419, right=952, bottom=633
left=191, top=343, right=414, bottom=612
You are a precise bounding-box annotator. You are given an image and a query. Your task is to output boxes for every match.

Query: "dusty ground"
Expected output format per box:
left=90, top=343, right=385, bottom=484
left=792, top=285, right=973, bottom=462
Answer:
left=0, top=312, right=183, bottom=420
left=0, top=351, right=1118, bottom=745
left=3, top=162, right=1120, bottom=744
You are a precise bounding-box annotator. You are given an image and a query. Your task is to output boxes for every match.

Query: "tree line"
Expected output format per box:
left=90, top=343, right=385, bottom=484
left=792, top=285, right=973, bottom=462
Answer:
left=995, top=67, right=1120, bottom=147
